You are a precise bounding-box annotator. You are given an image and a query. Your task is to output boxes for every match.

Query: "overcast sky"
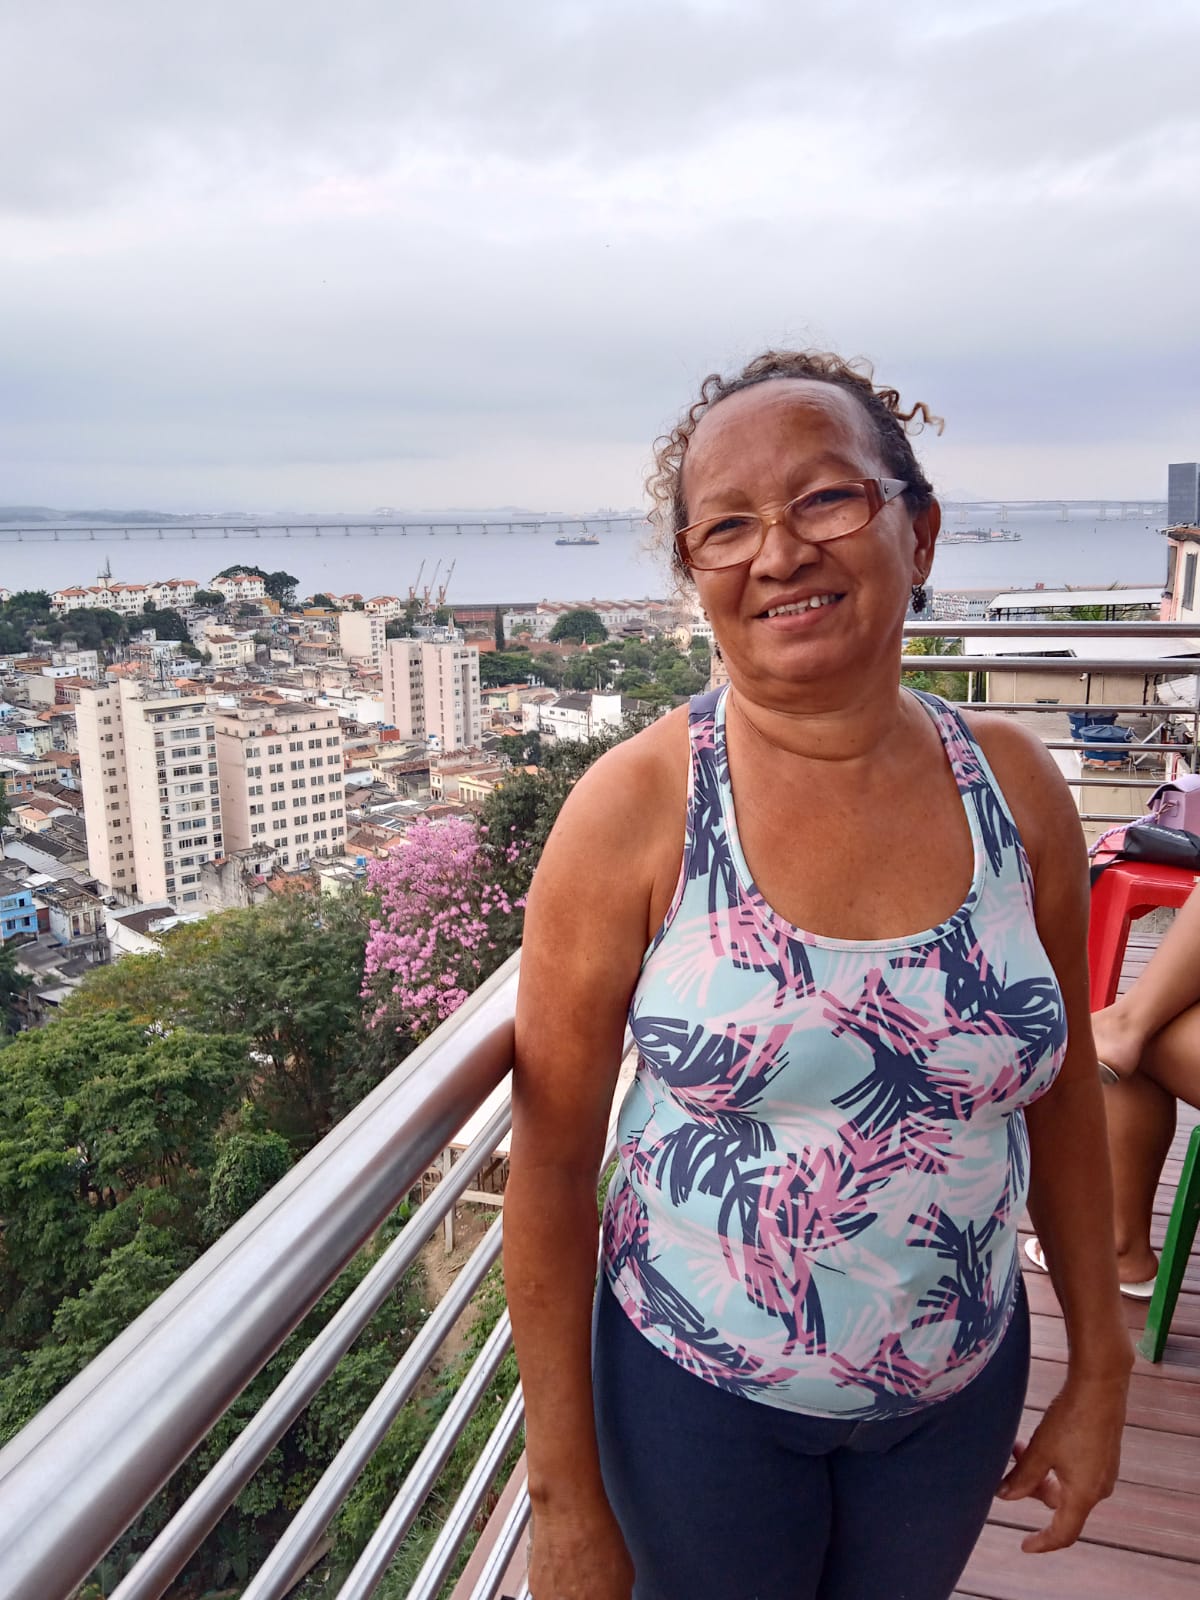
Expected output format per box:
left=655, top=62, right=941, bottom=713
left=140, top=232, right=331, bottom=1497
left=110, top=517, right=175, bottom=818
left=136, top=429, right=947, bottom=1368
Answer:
left=2, top=0, right=1197, bottom=512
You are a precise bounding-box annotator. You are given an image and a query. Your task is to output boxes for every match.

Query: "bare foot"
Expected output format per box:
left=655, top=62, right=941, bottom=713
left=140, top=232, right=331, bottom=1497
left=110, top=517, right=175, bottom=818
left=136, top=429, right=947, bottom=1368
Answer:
left=1090, top=1003, right=1147, bottom=1081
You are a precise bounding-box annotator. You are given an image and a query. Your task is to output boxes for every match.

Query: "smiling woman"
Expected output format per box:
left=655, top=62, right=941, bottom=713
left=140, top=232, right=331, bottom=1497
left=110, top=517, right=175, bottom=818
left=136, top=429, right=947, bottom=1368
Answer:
left=504, top=349, right=1133, bottom=1600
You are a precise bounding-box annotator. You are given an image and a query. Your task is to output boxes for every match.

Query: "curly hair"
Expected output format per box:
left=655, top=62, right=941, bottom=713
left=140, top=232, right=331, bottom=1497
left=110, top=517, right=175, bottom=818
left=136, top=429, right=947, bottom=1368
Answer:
left=646, top=349, right=943, bottom=582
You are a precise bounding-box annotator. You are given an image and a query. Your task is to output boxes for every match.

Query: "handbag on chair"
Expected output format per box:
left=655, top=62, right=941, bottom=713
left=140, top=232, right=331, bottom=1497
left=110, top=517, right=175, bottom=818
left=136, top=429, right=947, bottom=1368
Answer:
left=1088, top=774, right=1200, bottom=883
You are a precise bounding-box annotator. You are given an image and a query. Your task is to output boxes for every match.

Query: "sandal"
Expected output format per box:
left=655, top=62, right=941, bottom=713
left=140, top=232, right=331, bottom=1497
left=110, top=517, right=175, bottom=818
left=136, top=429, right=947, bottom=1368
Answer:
left=1023, top=1236, right=1157, bottom=1300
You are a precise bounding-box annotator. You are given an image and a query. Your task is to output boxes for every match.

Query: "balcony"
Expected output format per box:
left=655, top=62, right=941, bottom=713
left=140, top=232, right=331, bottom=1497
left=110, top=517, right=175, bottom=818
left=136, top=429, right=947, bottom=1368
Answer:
left=3, top=623, right=1200, bottom=1600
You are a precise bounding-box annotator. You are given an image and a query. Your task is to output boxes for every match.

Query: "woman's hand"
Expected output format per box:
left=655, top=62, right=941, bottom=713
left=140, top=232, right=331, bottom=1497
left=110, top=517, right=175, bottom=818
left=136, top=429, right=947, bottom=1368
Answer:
left=997, top=1369, right=1128, bottom=1553
left=527, top=1503, right=634, bottom=1600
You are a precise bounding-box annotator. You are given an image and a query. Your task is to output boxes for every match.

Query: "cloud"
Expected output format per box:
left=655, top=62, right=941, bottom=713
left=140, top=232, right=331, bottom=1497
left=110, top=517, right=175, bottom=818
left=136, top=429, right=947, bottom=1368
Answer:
left=0, top=0, right=1196, bottom=506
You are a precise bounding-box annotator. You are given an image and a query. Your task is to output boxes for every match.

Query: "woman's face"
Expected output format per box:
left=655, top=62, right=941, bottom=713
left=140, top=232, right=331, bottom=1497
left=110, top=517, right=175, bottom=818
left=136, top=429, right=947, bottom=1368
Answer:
left=681, top=379, right=938, bottom=705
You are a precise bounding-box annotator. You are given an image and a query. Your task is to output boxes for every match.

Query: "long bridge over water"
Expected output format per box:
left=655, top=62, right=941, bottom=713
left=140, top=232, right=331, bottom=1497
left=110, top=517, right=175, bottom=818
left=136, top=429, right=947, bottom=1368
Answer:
left=0, top=501, right=1170, bottom=544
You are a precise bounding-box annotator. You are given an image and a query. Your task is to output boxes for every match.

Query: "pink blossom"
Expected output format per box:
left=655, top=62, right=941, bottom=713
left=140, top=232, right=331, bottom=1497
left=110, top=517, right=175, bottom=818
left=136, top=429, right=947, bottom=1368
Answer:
left=361, top=816, right=528, bottom=1040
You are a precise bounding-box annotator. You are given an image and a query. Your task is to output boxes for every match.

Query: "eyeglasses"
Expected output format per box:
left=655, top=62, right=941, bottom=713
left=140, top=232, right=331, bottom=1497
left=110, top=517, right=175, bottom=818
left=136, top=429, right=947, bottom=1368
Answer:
left=675, top=477, right=910, bottom=572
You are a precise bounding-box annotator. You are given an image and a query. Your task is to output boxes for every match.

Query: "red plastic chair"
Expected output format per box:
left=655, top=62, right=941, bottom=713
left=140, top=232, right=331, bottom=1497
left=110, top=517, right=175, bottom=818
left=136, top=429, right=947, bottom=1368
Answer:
left=1087, top=861, right=1200, bottom=1009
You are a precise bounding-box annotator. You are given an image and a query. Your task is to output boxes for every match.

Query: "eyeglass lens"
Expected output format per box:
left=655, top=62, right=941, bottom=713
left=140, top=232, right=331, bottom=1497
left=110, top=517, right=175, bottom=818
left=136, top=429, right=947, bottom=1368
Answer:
left=685, top=482, right=875, bottom=568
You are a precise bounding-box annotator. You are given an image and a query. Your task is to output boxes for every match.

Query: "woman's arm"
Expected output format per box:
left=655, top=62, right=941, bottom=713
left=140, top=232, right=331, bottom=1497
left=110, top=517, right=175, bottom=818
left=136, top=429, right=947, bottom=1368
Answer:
left=969, top=715, right=1132, bottom=1553
left=504, top=728, right=682, bottom=1600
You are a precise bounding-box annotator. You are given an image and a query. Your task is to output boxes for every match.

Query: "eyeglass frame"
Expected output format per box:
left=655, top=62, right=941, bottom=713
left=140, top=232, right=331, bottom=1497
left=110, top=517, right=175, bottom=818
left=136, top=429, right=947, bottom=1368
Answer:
left=674, top=476, right=911, bottom=572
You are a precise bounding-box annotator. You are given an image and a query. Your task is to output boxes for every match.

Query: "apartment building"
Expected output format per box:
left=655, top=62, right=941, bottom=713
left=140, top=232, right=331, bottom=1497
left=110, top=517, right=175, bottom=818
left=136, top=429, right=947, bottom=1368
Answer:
left=382, top=636, right=482, bottom=752
left=1168, top=463, right=1200, bottom=530
left=338, top=611, right=387, bottom=670
left=215, top=698, right=346, bottom=870
left=212, top=572, right=266, bottom=604
left=50, top=578, right=200, bottom=615
left=1163, top=528, right=1200, bottom=626
left=155, top=579, right=199, bottom=610
left=78, top=678, right=222, bottom=904
left=204, top=633, right=257, bottom=671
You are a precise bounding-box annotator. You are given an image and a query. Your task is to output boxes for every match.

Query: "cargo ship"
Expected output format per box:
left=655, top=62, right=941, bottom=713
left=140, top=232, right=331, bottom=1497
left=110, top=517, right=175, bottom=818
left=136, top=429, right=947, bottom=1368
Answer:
left=554, top=534, right=600, bottom=546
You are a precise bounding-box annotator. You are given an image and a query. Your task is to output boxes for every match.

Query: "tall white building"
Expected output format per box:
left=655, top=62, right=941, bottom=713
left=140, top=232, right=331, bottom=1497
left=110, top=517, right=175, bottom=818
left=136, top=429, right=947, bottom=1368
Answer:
left=215, top=698, right=346, bottom=870
left=338, top=611, right=387, bottom=670
left=78, top=678, right=222, bottom=905
left=382, top=636, right=482, bottom=751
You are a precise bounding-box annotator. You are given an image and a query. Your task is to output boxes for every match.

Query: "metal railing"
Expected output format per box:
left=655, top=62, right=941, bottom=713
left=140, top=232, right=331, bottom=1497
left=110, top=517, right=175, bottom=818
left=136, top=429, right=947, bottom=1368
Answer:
left=902, top=618, right=1200, bottom=821
left=2, top=618, right=1198, bottom=1600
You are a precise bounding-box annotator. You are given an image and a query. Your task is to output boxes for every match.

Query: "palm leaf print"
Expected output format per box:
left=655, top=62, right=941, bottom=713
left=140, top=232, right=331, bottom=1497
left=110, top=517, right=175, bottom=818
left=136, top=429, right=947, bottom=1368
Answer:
left=829, top=971, right=959, bottom=1133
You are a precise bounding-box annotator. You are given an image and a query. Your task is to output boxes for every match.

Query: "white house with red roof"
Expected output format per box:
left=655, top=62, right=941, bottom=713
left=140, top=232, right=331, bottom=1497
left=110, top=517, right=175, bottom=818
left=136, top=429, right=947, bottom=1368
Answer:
left=211, top=572, right=266, bottom=603
left=152, top=578, right=199, bottom=610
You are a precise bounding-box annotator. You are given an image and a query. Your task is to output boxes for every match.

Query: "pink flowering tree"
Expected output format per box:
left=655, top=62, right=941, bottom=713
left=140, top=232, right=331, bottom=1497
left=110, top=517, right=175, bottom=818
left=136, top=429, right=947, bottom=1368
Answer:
left=362, top=817, right=525, bottom=1041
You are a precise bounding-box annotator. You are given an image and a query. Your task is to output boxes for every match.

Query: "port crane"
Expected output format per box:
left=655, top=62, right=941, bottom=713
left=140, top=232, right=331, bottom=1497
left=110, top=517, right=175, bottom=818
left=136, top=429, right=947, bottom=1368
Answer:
left=401, top=558, right=456, bottom=621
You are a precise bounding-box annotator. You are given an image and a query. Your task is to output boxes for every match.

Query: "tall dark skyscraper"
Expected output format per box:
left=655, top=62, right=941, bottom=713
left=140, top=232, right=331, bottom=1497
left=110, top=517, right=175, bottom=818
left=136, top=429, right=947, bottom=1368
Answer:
left=1168, top=462, right=1200, bottom=526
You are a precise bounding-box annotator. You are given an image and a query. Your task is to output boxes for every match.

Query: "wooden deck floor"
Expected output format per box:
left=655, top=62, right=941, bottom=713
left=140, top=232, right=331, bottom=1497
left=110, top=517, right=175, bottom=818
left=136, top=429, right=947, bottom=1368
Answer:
left=957, top=935, right=1200, bottom=1599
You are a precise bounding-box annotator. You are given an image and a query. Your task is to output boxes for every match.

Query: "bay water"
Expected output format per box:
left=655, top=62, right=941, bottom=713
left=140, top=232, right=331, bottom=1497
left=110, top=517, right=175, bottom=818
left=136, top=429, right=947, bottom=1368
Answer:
left=0, top=507, right=1170, bottom=607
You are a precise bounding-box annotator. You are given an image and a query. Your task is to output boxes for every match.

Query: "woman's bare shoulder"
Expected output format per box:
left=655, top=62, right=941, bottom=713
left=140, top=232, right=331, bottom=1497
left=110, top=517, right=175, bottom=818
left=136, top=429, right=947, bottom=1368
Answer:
left=558, top=704, right=690, bottom=836
left=524, top=704, right=691, bottom=961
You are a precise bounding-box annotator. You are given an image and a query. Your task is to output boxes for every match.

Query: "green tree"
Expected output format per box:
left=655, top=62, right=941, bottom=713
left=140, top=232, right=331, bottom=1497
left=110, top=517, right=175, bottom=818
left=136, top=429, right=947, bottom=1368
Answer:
left=0, top=1013, right=251, bottom=1363
left=0, top=995, right=431, bottom=1597
left=548, top=607, right=608, bottom=645
left=506, top=729, right=544, bottom=767
left=385, top=599, right=423, bottom=638
left=264, top=571, right=299, bottom=607
left=140, top=603, right=191, bottom=643
left=0, top=872, right=478, bottom=1595
left=66, top=886, right=377, bottom=1136
left=0, top=598, right=129, bottom=657
left=5, top=588, right=52, bottom=614
left=0, top=941, right=31, bottom=1037
left=900, top=635, right=968, bottom=700
left=201, top=1126, right=294, bottom=1241
left=193, top=589, right=225, bottom=607
left=479, top=649, right=534, bottom=687
left=494, top=606, right=505, bottom=651
left=562, top=652, right=607, bottom=691
left=312, top=593, right=337, bottom=609
left=480, top=729, right=628, bottom=915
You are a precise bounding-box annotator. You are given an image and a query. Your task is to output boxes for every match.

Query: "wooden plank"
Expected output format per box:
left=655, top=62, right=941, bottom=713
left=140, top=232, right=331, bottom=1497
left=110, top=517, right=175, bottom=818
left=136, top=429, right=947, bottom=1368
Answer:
left=957, top=1521, right=1200, bottom=1599
left=988, top=1479, right=1200, bottom=1566
left=1028, top=1309, right=1200, bottom=1376
left=1022, top=1268, right=1200, bottom=1335
left=1024, top=1360, right=1200, bottom=1438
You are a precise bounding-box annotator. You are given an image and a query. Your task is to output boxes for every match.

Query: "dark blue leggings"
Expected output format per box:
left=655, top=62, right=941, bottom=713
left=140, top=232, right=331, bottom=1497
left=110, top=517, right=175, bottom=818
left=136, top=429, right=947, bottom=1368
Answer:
left=593, top=1281, right=1029, bottom=1600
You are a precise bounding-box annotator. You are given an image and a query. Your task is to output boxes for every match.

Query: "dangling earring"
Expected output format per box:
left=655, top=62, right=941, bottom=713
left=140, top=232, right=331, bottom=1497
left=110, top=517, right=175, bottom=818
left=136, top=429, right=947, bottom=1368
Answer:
left=910, top=583, right=928, bottom=615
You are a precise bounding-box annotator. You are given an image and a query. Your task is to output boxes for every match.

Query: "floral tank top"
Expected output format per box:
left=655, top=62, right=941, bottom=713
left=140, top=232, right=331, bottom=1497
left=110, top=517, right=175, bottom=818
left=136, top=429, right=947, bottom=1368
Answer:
left=601, top=685, right=1065, bottom=1419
